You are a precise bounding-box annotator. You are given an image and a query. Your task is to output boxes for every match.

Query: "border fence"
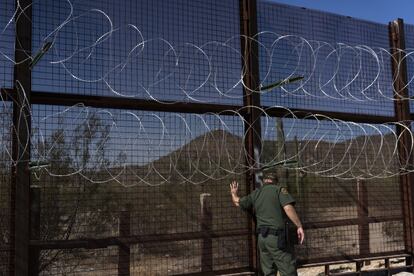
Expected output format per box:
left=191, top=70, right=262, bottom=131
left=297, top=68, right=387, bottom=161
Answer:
left=1, top=0, right=414, bottom=275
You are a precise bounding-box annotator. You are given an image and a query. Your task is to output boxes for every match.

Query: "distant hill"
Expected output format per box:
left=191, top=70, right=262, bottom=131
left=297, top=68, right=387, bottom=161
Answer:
left=111, top=128, right=399, bottom=185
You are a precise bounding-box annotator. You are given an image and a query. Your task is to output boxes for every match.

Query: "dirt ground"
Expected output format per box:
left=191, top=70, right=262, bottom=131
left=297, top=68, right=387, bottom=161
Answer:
left=42, top=256, right=411, bottom=275
left=298, top=258, right=409, bottom=276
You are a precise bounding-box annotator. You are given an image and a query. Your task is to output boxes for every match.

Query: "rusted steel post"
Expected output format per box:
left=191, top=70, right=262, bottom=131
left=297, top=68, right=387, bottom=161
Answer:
left=385, top=258, right=390, bottom=276
left=324, top=265, right=330, bottom=275
left=357, top=179, right=369, bottom=256
left=239, top=0, right=262, bottom=189
left=389, top=19, right=414, bottom=263
left=407, top=256, right=413, bottom=271
left=356, top=261, right=362, bottom=275
left=200, top=193, right=213, bottom=272
left=118, top=205, right=131, bottom=276
left=239, top=0, right=262, bottom=273
left=10, top=0, right=32, bottom=274
left=29, top=186, right=40, bottom=276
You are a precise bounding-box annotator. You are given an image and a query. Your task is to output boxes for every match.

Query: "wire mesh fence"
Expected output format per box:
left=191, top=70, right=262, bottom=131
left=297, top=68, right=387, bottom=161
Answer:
left=261, top=117, right=405, bottom=262
left=257, top=0, right=395, bottom=116
left=0, top=0, right=14, bottom=90
left=31, top=0, right=244, bottom=105
left=30, top=104, right=250, bottom=275
left=1, top=0, right=414, bottom=275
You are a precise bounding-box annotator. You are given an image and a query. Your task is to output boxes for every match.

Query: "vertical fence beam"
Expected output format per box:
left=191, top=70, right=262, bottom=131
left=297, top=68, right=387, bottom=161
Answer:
left=356, top=261, right=362, bottom=275
left=406, top=256, right=413, bottom=271
left=239, top=0, right=261, bottom=273
left=357, top=179, right=369, bottom=256
left=385, top=258, right=391, bottom=276
left=389, top=19, right=414, bottom=264
left=10, top=0, right=32, bottom=274
left=324, top=265, right=330, bottom=275
left=118, top=205, right=131, bottom=276
left=29, top=186, right=40, bottom=276
left=200, top=193, right=213, bottom=272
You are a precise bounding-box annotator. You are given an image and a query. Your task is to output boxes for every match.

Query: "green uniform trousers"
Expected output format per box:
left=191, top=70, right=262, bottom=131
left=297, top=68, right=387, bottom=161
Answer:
left=258, top=234, right=297, bottom=276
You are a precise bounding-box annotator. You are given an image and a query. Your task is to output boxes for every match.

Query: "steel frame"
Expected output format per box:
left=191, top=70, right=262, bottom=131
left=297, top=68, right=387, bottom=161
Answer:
left=4, top=0, right=414, bottom=274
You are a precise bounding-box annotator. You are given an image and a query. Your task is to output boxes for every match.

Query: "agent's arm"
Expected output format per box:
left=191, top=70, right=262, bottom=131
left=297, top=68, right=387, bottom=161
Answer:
left=230, top=181, right=240, bottom=206
left=283, top=204, right=305, bottom=244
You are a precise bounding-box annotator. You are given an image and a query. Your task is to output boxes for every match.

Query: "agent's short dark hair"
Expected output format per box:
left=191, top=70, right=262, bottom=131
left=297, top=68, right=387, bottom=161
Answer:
left=263, top=172, right=278, bottom=184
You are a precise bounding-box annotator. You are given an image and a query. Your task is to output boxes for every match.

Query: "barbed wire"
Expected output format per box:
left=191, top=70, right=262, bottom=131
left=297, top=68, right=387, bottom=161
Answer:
left=0, top=0, right=413, bottom=186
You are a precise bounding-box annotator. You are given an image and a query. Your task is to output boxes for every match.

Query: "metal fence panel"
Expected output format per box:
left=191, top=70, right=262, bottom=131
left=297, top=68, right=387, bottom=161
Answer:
left=31, top=0, right=243, bottom=105
left=260, top=117, right=405, bottom=262
left=31, top=104, right=250, bottom=274
left=0, top=0, right=15, bottom=89
left=257, top=0, right=395, bottom=117
left=1, top=0, right=413, bottom=274
left=404, top=24, right=414, bottom=110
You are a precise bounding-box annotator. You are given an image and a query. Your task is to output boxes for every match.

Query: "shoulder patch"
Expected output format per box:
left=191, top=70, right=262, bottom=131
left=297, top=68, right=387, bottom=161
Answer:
left=281, top=187, right=289, bottom=194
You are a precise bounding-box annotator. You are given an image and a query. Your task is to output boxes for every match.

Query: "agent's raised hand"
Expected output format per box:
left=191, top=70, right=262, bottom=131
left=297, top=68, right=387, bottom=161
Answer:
left=230, top=180, right=239, bottom=195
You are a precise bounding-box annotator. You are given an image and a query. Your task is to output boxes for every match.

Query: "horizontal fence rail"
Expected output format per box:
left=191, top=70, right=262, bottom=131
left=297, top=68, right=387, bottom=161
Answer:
left=0, top=88, right=400, bottom=123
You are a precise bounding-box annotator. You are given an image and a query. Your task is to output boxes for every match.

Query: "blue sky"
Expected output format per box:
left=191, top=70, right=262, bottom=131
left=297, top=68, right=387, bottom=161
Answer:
left=269, top=0, right=414, bottom=25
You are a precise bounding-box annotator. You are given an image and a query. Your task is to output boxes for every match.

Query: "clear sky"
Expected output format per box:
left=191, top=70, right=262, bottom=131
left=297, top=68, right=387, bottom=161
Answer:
left=269, top=0, right=414, bottom=25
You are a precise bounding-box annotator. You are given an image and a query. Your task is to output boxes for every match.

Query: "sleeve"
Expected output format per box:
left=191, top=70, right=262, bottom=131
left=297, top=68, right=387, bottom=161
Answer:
left=278, top=187, right=296, bottom=207
left=239, top=194, right=253, bottom=211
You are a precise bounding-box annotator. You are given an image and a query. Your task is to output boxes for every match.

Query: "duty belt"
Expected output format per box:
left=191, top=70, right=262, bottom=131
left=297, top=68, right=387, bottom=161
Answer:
left=257, top=226, right=288, bottom=250
left=257, top=227, right=283, bottom=238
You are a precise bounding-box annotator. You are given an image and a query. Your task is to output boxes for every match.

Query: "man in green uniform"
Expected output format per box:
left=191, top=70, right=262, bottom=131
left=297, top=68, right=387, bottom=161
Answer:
left=230, top=175, right=304, bottom=276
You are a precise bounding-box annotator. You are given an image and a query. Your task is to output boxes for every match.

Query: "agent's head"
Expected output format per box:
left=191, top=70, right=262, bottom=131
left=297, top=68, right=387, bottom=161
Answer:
left=263, top=172, right=278, bottom=185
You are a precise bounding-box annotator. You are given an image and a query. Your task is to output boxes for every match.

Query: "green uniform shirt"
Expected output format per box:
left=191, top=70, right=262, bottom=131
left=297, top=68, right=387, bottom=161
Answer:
left=239, top=184, right=295, bottom=230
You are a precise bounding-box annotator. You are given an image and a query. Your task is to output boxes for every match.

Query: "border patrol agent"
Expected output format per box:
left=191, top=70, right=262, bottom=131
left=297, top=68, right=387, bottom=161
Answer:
left=230, top=175, right=305, bottom=276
